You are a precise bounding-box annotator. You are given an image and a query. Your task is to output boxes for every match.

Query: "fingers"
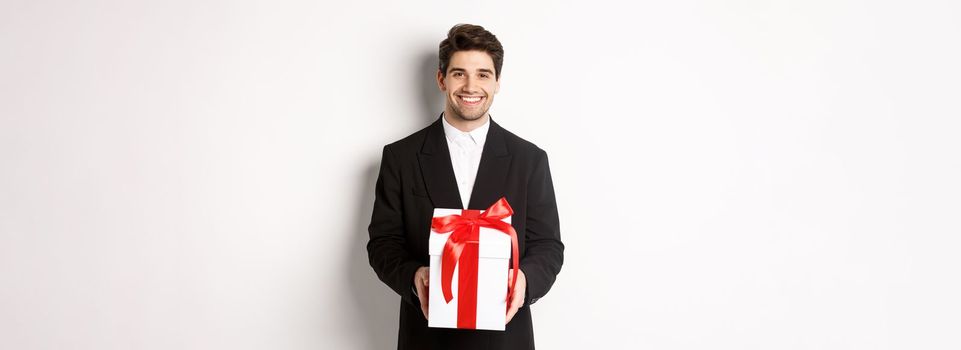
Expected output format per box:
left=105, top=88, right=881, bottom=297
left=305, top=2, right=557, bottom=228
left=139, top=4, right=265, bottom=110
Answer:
left=415, top=267, right=430, bottom=320
left=506, top=285, right=524, bottom=323
left=506, top=269, right=526, bottom=324
left=505, top=285, right=523, bottom=324
left=416, top=281, right=428, bottom=319
left=506, top=305, right=518, bottom=324
left=512, top=287, right=524, bottom=311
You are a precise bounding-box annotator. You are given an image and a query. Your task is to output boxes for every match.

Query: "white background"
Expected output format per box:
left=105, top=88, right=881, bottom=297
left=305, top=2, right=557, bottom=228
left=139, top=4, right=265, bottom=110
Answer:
left=2, top=1, right=960, bottom=349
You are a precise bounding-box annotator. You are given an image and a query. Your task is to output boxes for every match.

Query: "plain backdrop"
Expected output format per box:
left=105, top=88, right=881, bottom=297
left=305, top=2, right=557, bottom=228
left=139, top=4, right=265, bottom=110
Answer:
left=2, top=0, right=960, bottom=349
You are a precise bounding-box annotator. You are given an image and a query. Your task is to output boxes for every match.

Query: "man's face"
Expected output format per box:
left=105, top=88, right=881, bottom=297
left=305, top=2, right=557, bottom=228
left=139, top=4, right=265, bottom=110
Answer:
left=437, top=50, right=500, bottom=121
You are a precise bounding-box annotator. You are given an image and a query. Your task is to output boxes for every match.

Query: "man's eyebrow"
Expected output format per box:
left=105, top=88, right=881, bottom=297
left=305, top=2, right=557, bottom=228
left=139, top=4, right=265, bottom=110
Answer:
left=448, top=67, right=495, bottom=74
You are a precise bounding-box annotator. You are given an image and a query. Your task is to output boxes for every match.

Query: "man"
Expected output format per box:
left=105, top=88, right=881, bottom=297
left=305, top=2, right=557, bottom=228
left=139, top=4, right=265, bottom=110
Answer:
left=367, top=24, right=564, bottom=350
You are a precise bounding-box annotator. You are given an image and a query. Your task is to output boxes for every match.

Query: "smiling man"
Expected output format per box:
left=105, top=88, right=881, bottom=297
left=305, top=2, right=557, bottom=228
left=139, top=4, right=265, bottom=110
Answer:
left=367, top=24, right=564, bottom=350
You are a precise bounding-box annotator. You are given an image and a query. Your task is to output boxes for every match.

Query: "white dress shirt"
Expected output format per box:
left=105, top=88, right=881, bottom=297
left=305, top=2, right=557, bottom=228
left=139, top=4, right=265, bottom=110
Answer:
left=441, top=113, right=489, bottom=209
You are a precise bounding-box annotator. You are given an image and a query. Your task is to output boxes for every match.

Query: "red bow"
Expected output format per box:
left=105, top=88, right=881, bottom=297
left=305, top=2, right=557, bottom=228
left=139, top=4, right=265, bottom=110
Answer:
left=431, top=197, right=520, bottom=328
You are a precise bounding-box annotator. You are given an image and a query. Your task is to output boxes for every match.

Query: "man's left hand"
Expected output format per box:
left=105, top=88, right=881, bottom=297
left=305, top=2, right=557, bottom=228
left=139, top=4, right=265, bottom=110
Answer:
left=506, top=269, right=527, bottom=324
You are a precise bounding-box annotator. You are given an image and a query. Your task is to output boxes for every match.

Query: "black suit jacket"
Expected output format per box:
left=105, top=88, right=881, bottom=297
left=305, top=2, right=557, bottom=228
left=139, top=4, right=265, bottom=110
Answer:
left=367, top=115, right=564, bottom=350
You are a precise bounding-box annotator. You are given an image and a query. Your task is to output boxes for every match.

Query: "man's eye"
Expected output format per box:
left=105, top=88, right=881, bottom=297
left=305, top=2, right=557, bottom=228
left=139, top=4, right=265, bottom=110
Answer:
left=480, top=74, right=489, bottom=79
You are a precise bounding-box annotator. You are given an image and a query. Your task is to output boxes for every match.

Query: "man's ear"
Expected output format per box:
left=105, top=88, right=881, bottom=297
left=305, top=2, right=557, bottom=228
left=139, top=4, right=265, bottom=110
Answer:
left=436, top=70, right=446, bottom=91
left=495, top=77, right=500, bottom=94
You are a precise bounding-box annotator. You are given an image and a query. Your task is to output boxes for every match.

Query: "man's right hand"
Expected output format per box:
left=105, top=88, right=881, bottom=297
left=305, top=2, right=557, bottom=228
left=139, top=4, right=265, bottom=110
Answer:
left=414, top=266, right=429, bottom=320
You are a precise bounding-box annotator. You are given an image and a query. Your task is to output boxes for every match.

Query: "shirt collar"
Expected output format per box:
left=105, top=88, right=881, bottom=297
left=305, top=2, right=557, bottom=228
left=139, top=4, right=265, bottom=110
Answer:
left=441, top=112, right=490, bottom=148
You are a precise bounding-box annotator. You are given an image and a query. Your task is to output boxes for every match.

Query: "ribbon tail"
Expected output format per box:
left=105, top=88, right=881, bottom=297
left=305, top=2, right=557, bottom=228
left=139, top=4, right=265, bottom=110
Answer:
left=481, top=219, right=520, bottom=304
left=441, top=230, right=467, bottom=304
left=506, top=225, right=519, bottom=304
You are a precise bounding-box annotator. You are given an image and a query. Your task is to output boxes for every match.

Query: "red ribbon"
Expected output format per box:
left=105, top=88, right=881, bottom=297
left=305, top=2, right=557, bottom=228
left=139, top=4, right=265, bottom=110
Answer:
left=430, top=197, right=520, bottom=329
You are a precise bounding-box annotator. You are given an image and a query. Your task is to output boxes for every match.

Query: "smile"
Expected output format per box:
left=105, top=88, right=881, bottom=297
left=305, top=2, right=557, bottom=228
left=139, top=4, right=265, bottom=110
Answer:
left=458, top=95, right=484, bottom=106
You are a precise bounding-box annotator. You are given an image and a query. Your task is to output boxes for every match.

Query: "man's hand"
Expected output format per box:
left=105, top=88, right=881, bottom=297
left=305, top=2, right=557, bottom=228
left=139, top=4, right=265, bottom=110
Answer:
left=506, top=268, right=527, bottom=324
left=414, top=266, right=430, bottom=320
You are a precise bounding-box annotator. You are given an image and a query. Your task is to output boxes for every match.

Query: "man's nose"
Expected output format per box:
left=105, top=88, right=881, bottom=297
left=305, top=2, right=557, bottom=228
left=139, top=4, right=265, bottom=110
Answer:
left=463, top=76, right=479, bottom=92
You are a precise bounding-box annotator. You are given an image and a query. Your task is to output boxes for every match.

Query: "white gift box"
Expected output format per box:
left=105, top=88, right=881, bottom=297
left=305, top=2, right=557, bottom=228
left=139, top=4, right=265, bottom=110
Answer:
left=428, top=208, right=512, bottom=331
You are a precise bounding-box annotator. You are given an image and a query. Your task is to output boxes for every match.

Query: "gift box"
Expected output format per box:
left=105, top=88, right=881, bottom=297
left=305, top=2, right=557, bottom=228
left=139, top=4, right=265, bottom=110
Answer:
left=428, top=197, right=520, bottom=331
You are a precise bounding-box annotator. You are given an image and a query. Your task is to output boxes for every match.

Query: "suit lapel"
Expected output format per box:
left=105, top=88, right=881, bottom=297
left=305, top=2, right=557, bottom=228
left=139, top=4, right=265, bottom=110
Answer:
left=468, top=118, right=512, bottom=210
left=417, top=115, right=463, bottom=209
left=417, top=114, right=513, bottom=210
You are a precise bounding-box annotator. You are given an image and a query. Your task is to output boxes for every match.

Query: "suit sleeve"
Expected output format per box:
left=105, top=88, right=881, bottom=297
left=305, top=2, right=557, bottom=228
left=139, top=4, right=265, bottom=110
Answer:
left=519, top=149, right=565, bottom=306
left=367, top=145, right=423, bottom=307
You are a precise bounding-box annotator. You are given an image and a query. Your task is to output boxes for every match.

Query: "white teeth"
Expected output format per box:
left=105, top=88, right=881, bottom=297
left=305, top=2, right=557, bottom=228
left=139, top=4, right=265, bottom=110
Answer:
left=460, top=96, right=481, bottom=103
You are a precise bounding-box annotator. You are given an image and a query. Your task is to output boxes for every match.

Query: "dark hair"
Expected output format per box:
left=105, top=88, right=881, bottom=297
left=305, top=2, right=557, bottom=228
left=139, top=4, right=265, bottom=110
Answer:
left=438, top=24, right=504, bottom=80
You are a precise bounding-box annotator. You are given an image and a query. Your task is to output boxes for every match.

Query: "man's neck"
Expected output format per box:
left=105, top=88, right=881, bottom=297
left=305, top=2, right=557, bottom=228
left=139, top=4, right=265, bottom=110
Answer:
left=443, top=109, right=490, bottom=133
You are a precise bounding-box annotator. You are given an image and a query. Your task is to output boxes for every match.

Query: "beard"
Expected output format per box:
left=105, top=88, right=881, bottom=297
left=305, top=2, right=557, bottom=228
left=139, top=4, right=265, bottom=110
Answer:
left=447, top=99, right=490, bottom=121
left=450, top=107, right=486, bottom=121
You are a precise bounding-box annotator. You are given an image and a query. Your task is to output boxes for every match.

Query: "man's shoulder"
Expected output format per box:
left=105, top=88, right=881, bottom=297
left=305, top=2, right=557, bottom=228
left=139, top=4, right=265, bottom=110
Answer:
left=382, top=123, right=433, bottom=155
